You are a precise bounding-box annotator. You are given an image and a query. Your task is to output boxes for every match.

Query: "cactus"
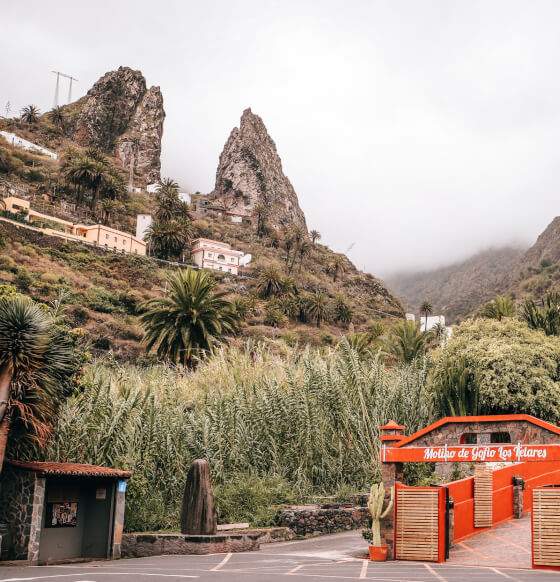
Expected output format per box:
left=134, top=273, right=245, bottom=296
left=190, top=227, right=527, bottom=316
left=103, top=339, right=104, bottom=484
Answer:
left=367, top=482, right=394, bottom=546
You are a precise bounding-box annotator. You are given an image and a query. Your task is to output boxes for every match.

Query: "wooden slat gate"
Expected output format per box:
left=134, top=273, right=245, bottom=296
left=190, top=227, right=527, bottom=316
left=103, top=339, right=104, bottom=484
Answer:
left=532, top=485, right=560, bottom=569
left=394, top=483, right=446, bottom=563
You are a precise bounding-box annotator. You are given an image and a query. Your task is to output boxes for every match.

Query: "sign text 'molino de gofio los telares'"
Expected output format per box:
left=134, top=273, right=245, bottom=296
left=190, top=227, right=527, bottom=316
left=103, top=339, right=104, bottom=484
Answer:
left=383, top=443, right=560, bottom=463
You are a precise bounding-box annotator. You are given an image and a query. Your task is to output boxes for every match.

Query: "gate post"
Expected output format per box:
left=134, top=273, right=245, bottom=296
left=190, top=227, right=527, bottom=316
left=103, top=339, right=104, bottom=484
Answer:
left=380, top=421, right=405, bottom=559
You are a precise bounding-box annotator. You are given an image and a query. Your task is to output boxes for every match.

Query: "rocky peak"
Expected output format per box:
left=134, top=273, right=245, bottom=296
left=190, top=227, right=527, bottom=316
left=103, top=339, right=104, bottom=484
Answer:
left=213, top=108, right=307, bottom=230
left=66, top=66, right=165, bottom=183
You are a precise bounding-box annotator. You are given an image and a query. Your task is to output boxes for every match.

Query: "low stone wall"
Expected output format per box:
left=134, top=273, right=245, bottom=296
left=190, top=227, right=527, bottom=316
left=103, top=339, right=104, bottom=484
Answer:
left=277, top=505, right=369, bottom=536
left=121, top=527, right=293, bottom=558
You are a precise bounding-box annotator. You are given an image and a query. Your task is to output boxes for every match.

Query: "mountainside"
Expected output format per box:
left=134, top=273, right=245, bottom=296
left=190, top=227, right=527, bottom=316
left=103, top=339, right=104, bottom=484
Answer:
left=388, top=247, right=525, bottom=322
left=62, top=66, right=165, bottom=183
left=212, top=108, right=307, bottom=230
left=503, top=217, right=560, bottom=299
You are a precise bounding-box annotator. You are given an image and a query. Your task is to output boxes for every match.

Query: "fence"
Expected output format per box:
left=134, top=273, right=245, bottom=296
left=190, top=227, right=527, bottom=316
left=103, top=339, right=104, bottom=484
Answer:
left=447, top=460, right=560, bottom=544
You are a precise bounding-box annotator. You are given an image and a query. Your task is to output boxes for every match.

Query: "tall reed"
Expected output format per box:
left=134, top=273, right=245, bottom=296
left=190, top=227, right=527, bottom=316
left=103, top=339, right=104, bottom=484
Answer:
left=44, top=340, right=433, bottom=531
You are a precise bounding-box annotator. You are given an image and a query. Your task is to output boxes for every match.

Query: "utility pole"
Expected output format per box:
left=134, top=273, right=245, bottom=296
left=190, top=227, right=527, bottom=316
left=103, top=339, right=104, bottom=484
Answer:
left=51, top=71, right=78, bottom=106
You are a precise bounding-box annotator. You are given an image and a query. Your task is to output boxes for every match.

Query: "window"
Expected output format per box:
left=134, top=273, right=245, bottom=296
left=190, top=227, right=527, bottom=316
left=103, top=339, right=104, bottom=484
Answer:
left=460, top=433, right=477, bottom=445
left=123, top=239, right=126, bottom=245
left=207, top=252, right=213, bottom=258
left=228, top=268, right=231, bottom=273
left=218, top=254, right=226, bottom=262
left=105, top=234, right=109, bottom=239
left=114, top=236, right=117, bottom=242
left=491, top=432, right=511, bottom=444
left=231, top=257, right=235, bottom=262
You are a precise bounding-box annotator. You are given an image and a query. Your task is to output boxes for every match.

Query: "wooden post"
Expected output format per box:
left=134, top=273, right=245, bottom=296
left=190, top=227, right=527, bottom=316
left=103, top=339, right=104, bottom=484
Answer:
left=180, top=459, right=217, bottom=535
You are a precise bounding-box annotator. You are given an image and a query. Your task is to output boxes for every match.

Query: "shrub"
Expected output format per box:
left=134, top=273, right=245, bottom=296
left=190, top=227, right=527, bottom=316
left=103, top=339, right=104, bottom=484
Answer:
left=40, top=272, right=60, bottom=284
left=0, top=255, right=16, bottom=271
left=433, top=318, right=560, bottom=421
left=92, top=336, right=111, bottom=350
left=14, top=266, right=34, bottom=292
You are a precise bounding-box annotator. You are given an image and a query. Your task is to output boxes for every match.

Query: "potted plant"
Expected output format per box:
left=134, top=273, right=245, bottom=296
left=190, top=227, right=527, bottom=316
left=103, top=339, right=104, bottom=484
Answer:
left=361, top=482, right=394, bottom=561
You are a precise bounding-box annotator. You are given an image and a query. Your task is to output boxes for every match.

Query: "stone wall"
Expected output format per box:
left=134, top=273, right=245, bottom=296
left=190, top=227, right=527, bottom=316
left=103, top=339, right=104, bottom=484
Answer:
left=276, top=504, right=369, bottom=537
left=0, top=467, right=45, bottom=562
left=410, top=419, right=560, bottom=480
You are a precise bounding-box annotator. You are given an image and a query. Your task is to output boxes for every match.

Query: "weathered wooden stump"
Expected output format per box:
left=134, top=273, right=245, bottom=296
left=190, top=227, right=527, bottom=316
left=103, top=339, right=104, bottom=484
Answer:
left=180, top=459, right=217, bottom=535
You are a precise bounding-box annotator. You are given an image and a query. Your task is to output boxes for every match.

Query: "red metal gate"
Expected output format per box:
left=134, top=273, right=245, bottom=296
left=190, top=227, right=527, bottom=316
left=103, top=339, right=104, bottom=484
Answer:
left=394, top=482, right=446, bottom=563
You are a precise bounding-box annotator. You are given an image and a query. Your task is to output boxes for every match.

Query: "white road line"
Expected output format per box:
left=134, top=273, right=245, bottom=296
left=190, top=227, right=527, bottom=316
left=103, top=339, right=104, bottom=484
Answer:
left=286, top=564, right=305, bottom=575
left=359, top=560, right=368, bottom=579
left=423, top=563, right=448, bottom=582
left=490, top=568, right=522, bottom=581
left=210, top=552, right=232, bottom=571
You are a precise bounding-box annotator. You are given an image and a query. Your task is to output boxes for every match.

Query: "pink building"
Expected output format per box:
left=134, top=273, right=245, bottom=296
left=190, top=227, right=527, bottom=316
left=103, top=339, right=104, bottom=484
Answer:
left=191, top=238, right=243, bottom=275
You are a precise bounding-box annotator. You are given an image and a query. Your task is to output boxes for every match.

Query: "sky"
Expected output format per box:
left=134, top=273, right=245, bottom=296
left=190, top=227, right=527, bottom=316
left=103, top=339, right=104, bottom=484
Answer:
left=2, top=0, right=560, bottom=277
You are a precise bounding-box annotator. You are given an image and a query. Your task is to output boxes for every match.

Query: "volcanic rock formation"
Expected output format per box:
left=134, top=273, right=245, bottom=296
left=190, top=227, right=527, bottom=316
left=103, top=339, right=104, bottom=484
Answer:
left=64, top=66, right=165, bottom=183
left=213, top=108, right=307, bottom=230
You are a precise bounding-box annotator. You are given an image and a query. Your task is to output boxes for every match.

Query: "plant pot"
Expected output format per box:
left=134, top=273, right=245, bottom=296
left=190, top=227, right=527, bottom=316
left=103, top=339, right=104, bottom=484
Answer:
left=369, top=545, right=388, bottom=561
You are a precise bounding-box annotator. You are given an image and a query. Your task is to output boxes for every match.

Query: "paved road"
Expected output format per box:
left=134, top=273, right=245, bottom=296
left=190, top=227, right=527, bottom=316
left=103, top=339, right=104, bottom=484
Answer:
left=0, top=531, right=558, bottom=582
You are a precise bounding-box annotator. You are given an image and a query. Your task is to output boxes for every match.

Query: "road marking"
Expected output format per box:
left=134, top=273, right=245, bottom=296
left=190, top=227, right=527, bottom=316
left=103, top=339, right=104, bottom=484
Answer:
left=210, top=553, right=232, bottom=571
left=423, top=563, right=448, bottom=582
left=490, top=567, right=522, bottom=581
left=359, top=560, right=368, bottom=579
left=286, top=564, right=305, bottom=575
left=485, top=531, right=531, bottom=554
left=457, top=541, right=490, bottom=559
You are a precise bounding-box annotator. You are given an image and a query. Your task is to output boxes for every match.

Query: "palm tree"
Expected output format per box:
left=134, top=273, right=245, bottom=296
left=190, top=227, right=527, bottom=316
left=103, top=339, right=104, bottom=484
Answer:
left=100, top=199, right=120, bottom=225
left=139, top=269, right=241, bottom=367
left=0, top=295, right=76, bottom=472
left=333, top=294, right=353, bottom=327
left=481, top=296, right=516, bottom=321
left=330, top=255, right=345, bottom=282
left=154, top=180, right=190, bottom=223
left=49, top=106, right=66, bottom=130
left=521, top=291, right=560, bottom=335
left=310, top=230, right=321, bottom=245
left=306, top=289, right=330, bottom=327
left=257, top=265, right=284, bottom=298
left=432, top=356, right=481, bottom=417
left=144, top=218, right=193, bottom=260
left=253, top=203, right=268, bottom=238
left=384, top=320, right=427, bottom=364
left=20, top=105, right=40, bottom=124
left=297, top=239, right=311, bottom=273
left=420, top=301, right=433, bottom=332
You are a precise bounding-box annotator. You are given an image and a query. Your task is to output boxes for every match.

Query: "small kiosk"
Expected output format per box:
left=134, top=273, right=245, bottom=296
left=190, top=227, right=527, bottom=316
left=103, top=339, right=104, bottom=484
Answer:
left=0, top=460, right=132, bottom=564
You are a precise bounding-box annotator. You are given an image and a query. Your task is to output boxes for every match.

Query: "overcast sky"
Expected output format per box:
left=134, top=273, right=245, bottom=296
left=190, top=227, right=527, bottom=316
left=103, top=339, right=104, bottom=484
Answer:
left=2, top=1, right=560, bottom=276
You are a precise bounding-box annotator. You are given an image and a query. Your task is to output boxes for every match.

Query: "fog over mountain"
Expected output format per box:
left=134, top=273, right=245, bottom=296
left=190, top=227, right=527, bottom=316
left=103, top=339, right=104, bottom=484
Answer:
left=3, top=1, right=560, bottom=276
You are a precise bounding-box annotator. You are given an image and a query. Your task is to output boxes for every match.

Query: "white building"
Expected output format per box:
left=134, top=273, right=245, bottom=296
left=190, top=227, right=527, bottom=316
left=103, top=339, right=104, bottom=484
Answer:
left=405, top=313, right=416, bottom=322
left=419, top=315, right=446, bottom=333
left=136, top=214, right=153, bottom=241
left=0, top=131, right=58, bottom=160
left=146, top=183, right=159, bottom=194
left=178, top=192, right=191, bottom=205
left=191, top=238, right=244, bottom=275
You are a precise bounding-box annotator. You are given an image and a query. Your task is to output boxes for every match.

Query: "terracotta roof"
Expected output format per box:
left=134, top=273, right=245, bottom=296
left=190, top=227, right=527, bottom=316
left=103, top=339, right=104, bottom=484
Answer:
left=379, top=420, right=405, bottom=430
left=393, top=414, right=560, bottom=448
left=8, top=460, right=132, bottom=479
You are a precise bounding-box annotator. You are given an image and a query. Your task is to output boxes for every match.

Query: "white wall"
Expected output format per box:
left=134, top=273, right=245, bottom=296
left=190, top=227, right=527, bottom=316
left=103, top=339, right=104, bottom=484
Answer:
left=0, top=131, right=58, bottom=160
left=136, top=214, right=152, bottom=241
left=420, top=314, right=446, bottom=332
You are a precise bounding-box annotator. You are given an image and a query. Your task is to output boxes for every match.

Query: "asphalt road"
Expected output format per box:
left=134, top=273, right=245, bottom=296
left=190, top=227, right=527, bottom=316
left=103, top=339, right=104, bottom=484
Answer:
left=0, top=530, right=558, bottom=582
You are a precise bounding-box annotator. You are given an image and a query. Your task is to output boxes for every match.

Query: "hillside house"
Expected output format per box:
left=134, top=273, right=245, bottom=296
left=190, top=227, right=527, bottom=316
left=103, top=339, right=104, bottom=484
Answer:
left=191, top=238, right=244, bottom=275
left=2, top=196, right=146, bottom=255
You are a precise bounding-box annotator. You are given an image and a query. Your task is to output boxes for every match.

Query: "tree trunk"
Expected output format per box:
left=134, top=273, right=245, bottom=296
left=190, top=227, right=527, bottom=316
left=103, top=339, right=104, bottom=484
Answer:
left=0, top=415, right=11, bottom=474
left=0, top=363, right=12, bottom=425
left=180, top=459, right=217, bottom=535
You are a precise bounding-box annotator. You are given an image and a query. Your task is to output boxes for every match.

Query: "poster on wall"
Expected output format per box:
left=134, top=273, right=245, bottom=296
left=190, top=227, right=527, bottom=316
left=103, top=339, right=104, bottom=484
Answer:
left=45, top=502, right=78, bottom=528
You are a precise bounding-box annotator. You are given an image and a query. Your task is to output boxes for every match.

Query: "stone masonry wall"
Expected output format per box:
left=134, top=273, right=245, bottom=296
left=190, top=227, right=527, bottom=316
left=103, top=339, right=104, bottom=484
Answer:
left=411, top=420, right=560, bottom=480
left=277, top=505, right=369, bottom=537
left=0, top=467, right=45, bottom=561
